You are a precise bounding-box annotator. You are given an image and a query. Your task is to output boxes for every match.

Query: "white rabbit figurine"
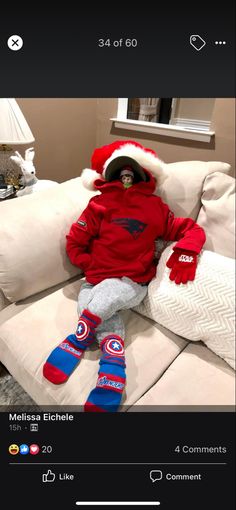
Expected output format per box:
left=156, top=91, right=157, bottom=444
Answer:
left=11, top=148, right=58, bottom=197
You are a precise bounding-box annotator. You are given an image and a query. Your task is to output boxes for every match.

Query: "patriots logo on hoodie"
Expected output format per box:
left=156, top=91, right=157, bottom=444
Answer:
left=111, top=218, right=147, bottom=239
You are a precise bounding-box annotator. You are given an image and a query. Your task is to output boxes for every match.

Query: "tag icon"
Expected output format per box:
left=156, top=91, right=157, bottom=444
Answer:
left=190, top=35, right=206, bottom=51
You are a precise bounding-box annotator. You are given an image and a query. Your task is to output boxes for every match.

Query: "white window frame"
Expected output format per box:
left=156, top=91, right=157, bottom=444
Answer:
left=111, top=98, right=215, bottom=143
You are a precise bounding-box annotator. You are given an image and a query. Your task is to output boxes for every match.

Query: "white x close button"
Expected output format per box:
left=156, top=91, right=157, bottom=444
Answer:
left=7, top=35, right=23, bottom=51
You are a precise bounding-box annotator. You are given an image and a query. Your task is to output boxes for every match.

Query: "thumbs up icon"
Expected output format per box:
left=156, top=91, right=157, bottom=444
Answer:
left=42, top=470, right=56, bottom=483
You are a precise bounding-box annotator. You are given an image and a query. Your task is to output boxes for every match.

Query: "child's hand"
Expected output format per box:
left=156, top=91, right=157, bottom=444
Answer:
left=166, top=249, right=198, bottom=284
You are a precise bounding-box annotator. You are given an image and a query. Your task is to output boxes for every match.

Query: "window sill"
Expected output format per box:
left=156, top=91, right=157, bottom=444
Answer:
left=111, top=118, right=215, bottom=143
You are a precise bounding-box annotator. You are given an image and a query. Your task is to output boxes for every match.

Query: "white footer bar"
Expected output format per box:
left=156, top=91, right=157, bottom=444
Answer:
left=76, top=503, right=160, bottom=506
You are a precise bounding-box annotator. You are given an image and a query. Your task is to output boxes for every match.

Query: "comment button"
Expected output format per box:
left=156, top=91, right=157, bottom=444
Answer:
left=150, top=470, right=163, bottom=482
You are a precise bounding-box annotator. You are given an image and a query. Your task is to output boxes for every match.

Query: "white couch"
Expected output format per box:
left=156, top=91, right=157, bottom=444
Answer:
left=0, top=160, right=235, bottom=408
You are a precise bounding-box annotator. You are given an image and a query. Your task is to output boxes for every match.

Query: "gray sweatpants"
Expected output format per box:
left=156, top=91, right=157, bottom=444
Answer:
left=77, top=277, right=148, bottom=345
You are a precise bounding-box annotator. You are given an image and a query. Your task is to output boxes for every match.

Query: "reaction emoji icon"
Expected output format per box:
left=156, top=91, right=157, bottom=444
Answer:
left=20, top=444, right=29, bottom=455
left=9, top=444, right=19, bottom=455
left=30, top=444, right=40, bottom=455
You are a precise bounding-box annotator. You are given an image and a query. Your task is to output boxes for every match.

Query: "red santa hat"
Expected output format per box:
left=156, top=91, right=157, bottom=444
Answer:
left=81, top=140, right=165, bottom=190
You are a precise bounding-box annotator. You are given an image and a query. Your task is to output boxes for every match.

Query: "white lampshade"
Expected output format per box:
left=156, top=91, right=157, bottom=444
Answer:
left=0, top=98, right=35, bottom=144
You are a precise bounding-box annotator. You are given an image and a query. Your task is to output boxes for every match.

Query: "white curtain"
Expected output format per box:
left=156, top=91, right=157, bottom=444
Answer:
left=138, top=98, right=161, bottom=122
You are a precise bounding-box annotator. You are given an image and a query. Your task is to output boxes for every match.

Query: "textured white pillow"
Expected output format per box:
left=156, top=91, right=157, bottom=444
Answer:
left=135, top=244, right=235, bottom=370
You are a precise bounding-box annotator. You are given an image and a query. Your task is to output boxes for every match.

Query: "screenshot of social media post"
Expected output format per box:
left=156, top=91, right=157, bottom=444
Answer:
left=0, top=3, right=235, bottom=509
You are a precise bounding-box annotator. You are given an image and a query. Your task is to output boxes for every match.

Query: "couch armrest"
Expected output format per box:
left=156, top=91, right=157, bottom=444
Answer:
left=0, top=177, right=97, bottom=302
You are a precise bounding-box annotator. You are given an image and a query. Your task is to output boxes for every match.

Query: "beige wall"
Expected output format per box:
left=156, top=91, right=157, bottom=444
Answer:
left=96, top=98, right=235, bottom=176
left=16, top=99, right=97, bottom=182
left=15, top=98, right=235, bottom=182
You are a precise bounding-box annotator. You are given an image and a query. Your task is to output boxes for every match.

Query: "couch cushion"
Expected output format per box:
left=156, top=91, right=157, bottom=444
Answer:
left=0, top=290, right=10, bottom=313
left=135, top=243, right=235, bottom=369
left=0, top=276, right=80, bottom=327
left=156, top=161, right=231, bottom=219
left=132, top=343, right=235, bottom=406
left=0, top=279, right=187, bottom=407
left=0, top=178, right=97, bottom=302
left=197, top=172, right=235, bottom=259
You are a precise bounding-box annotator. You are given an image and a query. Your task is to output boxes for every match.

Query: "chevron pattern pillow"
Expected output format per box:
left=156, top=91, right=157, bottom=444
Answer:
left=135, top=244, right=235, bottom=370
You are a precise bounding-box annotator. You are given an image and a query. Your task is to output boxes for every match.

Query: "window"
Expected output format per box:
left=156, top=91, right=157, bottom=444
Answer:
left=127, top=98, right=173, bottom=124
left=111, top=98, right=215, bottom=142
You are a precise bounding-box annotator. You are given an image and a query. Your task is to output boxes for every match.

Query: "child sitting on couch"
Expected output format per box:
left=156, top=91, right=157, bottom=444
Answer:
left=43, top=140, right=205, bottom=412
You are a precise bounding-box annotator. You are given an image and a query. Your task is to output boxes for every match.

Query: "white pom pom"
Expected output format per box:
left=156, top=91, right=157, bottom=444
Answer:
left=81, top=168, right=101, bottom=190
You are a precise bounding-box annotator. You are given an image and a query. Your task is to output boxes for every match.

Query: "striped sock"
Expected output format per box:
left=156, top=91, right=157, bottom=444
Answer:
left=43, top=309, right=101, bottom=384
left=84, top=334, right=126, bottom=412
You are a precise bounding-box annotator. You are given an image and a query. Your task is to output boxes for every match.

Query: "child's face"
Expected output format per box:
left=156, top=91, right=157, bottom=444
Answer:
left=121, top=174, right=133, bottom=185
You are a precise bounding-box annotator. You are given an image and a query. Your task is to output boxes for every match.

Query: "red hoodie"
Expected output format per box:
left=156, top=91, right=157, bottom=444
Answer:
left=66, top=171, right=206, bottom=284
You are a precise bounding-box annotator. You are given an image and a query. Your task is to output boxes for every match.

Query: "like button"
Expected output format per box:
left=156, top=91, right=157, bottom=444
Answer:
left=42, top=470, right=56, bottom=483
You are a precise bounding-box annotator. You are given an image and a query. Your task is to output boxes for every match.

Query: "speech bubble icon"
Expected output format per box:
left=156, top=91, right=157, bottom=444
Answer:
left=150, top=470, right=163, bottom=482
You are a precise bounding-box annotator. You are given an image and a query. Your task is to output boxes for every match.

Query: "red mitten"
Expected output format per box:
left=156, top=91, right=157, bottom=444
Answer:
left=166, top=249, right=198, bottom=284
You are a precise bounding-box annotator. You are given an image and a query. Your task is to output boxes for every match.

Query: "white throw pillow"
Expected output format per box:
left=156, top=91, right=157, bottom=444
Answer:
left=135, top=244, right=235, bottom=370
left=197, top=172, right=235, bottom=259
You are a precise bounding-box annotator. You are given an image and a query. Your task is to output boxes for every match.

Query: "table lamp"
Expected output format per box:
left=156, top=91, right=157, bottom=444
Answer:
left=0, top=98, right=35, bottom=185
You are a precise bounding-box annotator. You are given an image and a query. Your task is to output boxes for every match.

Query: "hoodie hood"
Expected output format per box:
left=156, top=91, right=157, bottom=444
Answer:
left=94, top=168, right=156, bottom=195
